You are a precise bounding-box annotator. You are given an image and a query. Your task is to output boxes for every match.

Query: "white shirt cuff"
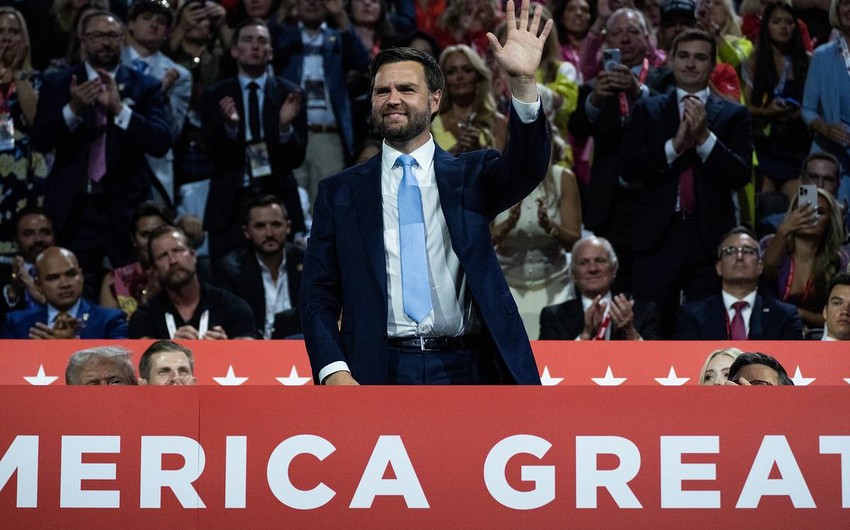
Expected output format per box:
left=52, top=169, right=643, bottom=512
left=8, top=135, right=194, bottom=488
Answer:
left=318, top=361, right=351, bottom=384
left=695, top=132, right=717, bottom=161
left=62, top=104, right=84, bottom=131
left=114, top=104, right=132, bottom=130
left=664, top=139, right=677, bottom=166
left=511, top=95, right=541, bottom=123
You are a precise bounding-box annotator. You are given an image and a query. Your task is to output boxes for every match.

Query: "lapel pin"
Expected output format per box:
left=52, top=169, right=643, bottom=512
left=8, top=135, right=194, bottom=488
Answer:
left=297, top=264, right=303, bottom=272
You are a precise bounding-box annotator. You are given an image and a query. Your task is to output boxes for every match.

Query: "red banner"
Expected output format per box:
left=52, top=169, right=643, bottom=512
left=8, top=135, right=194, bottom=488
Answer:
left=1, top=386, right=849, bottom=528
left=0, top=340, right=847, bottom=386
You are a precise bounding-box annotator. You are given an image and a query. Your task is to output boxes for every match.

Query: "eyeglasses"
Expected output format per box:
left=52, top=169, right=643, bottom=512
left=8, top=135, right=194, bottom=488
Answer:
left=801, top=173, right=838, bottom=187
left=718, top=246, right=759, bottom=258
left=84, top=31, right=123, bottom=43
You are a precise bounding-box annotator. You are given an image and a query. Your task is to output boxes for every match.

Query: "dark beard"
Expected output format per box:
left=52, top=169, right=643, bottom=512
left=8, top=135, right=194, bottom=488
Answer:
left=87, top=50, right=121, bottom=70
left=373, top=109, right=432, bottom=144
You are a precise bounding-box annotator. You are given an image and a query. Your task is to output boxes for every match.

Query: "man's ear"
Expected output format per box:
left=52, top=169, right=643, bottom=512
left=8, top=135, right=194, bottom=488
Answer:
left=285, top=219, right=291, bottom=237
left=242, top=225, right=250, bottom=240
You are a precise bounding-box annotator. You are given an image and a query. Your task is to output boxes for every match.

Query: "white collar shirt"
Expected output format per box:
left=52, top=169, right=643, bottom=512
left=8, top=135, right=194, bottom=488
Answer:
left=256, top=252, right=291, bottom=339
left=721, top=290, right=757, bottom=337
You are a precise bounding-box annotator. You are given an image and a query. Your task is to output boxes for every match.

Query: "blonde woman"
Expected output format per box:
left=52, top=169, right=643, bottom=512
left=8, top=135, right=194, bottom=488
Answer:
left=432, top=44, right=507, bottom=153
left=696, top=0, right=753, bottom=75
left=699, top=347, right=743, bottom=385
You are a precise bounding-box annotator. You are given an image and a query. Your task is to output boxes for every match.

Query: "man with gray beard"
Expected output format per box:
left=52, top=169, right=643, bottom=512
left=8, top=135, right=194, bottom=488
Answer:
left=128, top=225, right=257, bottom=339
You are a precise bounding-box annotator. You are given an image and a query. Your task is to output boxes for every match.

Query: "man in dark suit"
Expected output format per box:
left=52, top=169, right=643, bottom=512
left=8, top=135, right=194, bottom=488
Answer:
left=301, top=0, right=552, bottom=385
left=539, top=236, right=660, bottom=340
left=31, top=10, right=170, bottom=287
left=619, top=29, right=753, bottom=336
left=203, top=18, right=308, bottom=260
left=569, top=8, right=674, bottom=294
left=0, top=247, right=128, bottom=339
left=215, top=194, right=304, bottom=339
left=675, top=227, right=802, bottom=340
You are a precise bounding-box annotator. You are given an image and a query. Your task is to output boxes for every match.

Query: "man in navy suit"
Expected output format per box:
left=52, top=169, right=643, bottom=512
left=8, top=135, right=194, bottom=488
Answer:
left=539, top=237, right=660, bottom=340
left=619, top=29, right=753, bottom=337
left=301, top=0, right=553, bottom=385
left=0, top=247, right=128, bottom=339
left=215, top=194, right=304, bottom=339
left=31, top=10, right=170, bottom=288
left=675, top=227, right=802, bottom=340
left=203, top=18, right=308, bottom=259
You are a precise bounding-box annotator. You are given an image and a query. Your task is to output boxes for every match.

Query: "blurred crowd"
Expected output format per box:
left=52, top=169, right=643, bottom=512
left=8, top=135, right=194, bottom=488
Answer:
left=1, top=0, right=849, bottom=343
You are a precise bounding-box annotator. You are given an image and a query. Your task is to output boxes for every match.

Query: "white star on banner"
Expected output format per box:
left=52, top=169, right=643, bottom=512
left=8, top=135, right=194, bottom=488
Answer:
left=790, top=366, right=815, bottom=386
left=591, top=366, right=627, bottom=386
left=24, top=365, right=58, bottom=386
left=212, top=365, right=248, bottom=386
left=539, top=366, right=564, bottom=386
left=276, top=366, right=311, bottom=386
left=655, top=366, right=690, bottom=386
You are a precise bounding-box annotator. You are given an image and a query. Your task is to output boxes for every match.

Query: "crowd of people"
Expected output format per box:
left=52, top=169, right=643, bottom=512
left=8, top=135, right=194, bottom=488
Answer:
left=1, top=0, right=849, bottom=351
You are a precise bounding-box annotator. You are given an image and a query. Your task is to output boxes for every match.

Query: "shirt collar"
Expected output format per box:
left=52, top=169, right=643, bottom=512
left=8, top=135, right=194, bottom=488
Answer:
left=381, top=136, right=436, bottom=176
left=721, top=290, right=757, bottom=310
left=580, top=291, right=613, bottom=312
left=47, top=298, right=82, bottom=325
left=675, top=87, right=710, bottom=104
left=255, top=250, right=287, bottom=274
left=239, top=71, right=269, bottom=92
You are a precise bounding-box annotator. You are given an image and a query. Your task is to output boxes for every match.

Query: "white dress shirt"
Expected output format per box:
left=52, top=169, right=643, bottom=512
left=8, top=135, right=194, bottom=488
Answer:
left=256, top=252, right=291, bottom=339
left=318, top=96, right=541, bottom=383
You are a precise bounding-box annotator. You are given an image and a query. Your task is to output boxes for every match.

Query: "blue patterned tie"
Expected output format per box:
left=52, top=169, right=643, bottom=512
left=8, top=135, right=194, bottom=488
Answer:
left=396, top=154, right=432, bottom=323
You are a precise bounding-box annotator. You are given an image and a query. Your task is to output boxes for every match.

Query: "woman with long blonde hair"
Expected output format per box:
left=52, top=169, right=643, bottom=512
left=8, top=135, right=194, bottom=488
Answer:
left=432, top=44, right=506, bottom=153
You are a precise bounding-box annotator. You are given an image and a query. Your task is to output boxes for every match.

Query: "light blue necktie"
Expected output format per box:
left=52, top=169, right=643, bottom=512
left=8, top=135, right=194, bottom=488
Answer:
left=396, top=154, right=432, bottom=323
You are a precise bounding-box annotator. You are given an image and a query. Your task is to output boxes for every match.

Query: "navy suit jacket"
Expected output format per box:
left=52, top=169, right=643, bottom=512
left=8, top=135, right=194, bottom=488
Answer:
left=674, top=293, right=802, bottom=340
left=619, top=91, right=753, bottom=256
left=31, top=64, right=170, bottom=250
left=300, top=106, right=550, bottom=385
left=202, top=75, right=308, bottom=238
left=215, top=244, right=304, bottom=337
left=0, top=298, right=128, bottom=339
left=538, top=295, right=661, bottom=340
left=273, top=23, right=370, bottom=158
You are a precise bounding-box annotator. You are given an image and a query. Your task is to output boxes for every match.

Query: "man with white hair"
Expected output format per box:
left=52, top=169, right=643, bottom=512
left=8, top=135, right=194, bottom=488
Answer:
left=539, top=236, right=660, bottom=340
left=65, top=346, right=138, bottom=385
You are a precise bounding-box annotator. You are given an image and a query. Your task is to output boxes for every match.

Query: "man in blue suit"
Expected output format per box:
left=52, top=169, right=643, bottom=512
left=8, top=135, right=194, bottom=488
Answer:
left=675, top=227, right=802, bottom=340
left=0, top=247, right=128, bottom=339
left=31, top=10, right=170, bottom=287
left=301, top=0, right=553, bottom=385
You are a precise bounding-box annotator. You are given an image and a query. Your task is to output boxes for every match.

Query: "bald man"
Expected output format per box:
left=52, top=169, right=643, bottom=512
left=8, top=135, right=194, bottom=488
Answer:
left=0, top=246, right=128, bottom=339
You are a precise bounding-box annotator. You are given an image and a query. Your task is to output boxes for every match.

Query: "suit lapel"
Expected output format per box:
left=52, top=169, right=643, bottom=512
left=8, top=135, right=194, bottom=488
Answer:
left=707, top=295, right=729, bottom=339
left=243, top=251, right=266, bottom=320
left=285, top=245, right=302, bottom=307
left=263, top=76, right=280, bottom=144
left=705, top=95, right=723, bottom=130
left=352, top=156, right=387, bottom=298
left=433, top=147, right=464, bottom=254
left=749, top=295, right=765, bottom=340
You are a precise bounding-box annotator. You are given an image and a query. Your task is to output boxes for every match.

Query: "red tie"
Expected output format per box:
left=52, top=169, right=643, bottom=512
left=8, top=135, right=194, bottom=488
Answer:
left=678, top=96, right=695, bottom=216
left=730, top=300, right=748, bottom=340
